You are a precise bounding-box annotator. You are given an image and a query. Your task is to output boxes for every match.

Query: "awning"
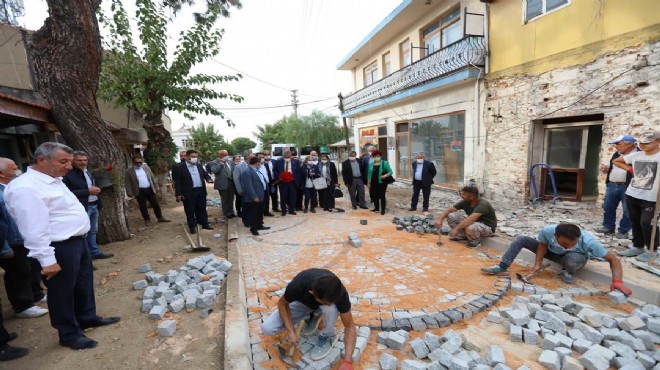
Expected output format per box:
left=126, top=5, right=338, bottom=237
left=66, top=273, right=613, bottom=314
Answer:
left=328, top=137, right=354, bottom=147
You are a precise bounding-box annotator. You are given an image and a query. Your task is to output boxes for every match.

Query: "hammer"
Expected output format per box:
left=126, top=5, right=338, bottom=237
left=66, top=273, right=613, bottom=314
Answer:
left=275, top=320, right=306, bottom=366
left=515, top=264, right=551, bottom=285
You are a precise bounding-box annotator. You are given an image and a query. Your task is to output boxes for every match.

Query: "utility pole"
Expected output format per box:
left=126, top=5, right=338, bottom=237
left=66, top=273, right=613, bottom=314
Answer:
left=291, top=89, right=299, bottom=118
left=337, top=93, right=350, bottom=158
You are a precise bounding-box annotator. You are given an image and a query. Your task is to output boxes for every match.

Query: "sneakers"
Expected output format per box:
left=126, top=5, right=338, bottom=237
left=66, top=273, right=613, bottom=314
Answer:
left=309, top=334, right=338, bottom=361
left=302, top=314, right=323, bottom=337
left=0, top=344, right=29, bottom=361
left=481, top=265, right=508, bottom=275
left=635, top=250, right=660, bottom=263
left=16, top=305, right=49, bottom=318
left=558, top=270, right=575, bottom=284
left=616, top=248, right=645, bottom=257
left=467, top=240, right=481, bottom=249
left=615, top=231, right=629, bottom=239
left=37, top=294, right=47, bottom=304
left=593, top=227, right=615, bottom=234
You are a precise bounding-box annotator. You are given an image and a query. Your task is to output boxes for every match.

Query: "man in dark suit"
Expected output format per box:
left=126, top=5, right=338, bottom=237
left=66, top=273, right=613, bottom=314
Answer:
left=124, top=157, right=170, bottom=225
left=272, top=150, right=301, bottom=216
left=240, top=157, right=270, bottom=235
left=171, top=149, right=213, bottom=234
left=256, top=152, right=275, bottom=217
left=361, top=145, right=375, bottom=205
left=207, top=150, right=236, bottom=219
left=409, top=153, right=437, bottom=212
left=62, top=151, right=113, bottom=259
left=262, top=150, right=279, bottom=212
left=342, top=151, right=368, bottom=210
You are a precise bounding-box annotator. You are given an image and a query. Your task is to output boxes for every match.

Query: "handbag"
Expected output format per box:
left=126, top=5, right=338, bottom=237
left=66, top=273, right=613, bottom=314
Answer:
left=383, top=174, right=395, bottom=185
left=333, top=187, right=344, bottom=198
left=312, top=177, right=328, bottom=189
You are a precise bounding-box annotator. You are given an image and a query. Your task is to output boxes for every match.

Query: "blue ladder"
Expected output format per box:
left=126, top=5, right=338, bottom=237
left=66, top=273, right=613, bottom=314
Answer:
left=529, top=163, right=561, bottom=205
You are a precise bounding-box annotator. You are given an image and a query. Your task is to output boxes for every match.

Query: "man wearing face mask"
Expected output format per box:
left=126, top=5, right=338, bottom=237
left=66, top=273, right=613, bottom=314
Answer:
left=171, top=149, right=214, bottom=234
left=208, top=150, right=237, bottom=219
left=342, top=151, right=368, bottom=210
left=240, top=157, right=271, bottom=235
left=308, top=151, right=321, bottom=208
left=256, top=153, right=275, bottom=217
left=318, top=154, right=339, bottom=212
left=262, top=150, right=279, bottom=213
left=410, top=154, right=437, bottom=212
left=234, top=153, right=255, bottom=226
left=273, top=150, right=301, bottom=216
left=362, top=145, right=376, bottom=205
left=125, top=157, right=170, bottom=226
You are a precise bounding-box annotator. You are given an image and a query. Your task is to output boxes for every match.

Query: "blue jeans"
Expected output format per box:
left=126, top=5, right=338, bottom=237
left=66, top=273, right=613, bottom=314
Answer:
left=86, top=204, right=101, bottom=257
left=602, top=183, right=631, bottom=233
left=500, top=236, right=587, bottom=274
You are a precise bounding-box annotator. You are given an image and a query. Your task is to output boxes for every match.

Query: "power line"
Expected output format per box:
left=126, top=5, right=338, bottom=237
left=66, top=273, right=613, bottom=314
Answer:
left=214, top=96, right=334, bottom=111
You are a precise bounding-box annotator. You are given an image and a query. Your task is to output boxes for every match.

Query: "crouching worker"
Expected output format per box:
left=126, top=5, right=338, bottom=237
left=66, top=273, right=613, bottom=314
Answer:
left=261, top=268, right=356, bottom=369
left=481, top=223, right=632, bottom=295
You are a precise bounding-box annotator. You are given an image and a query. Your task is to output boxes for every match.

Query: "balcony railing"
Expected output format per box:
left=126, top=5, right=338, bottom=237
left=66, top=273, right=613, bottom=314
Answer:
left=342, top=36, right=486, bottom=112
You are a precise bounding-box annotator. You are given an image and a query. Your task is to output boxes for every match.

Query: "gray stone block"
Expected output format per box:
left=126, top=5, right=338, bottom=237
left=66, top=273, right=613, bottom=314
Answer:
left=539, top=350, right=561, bottom=370
left=600, top=327, right=622, bottom=340
left=575, top=322, right=605, bottom=344
left=608, top=291, right=627, bottom=305
left=133, top=279, right=148, bottom=290
left=543, top=316, right=567, bottom=335
left=386, top=332, right=407, bottom=350
left=440, top=341, right=461, bottom=355
left=507, top=309, right=531, bottom=326
left=536, top=309, right=554, bottom=322
left=429, top=348, right=453, bottom=367
left=543, top=304, right=563, bottom=313
left=607, top=342, right=636, bottom=358
left=157, top=319, right=176, bottom=337
left=646, top=317, right=660, bottom=334
left=614, top=357, right=644, bottom=369
left=377, top=331, right=389, bottom=345
left=554, top=346, right=573, bottom=360
left=573, top=338, right=593, bottom=354
left=168, top=298, right=185, bottom=313
left=423, top=332, right=441, bottom=352
left=579, top=349, right=610, bottom=370
left=462, top=337, right=482, bottom=352
left=185, top=296, right=196, bottom=309
left=487, top=345, right=506, bottom=366
left=541, top=294, right=557, bottom=305
left=187, top=257, right=206, bottom=270
left=409, top=317, right=426, bottom=331
left=195, top=293, right=215, bottom=309
left=637, top=352, right=655, bottom=369
left=569, top=328, right=586, bottom=340
left=433, top=312, right=451, bottom=327
left=137, top=263, right=152, bottom=273
left=218, top=259, right=232, bottom=272
left=619, top=316, right=645, bottom=332
left=395, top=329, right=410, bottom=341
left=357, top=326, right=370, bottom=338
left=528, top=319, right=542, bottom=333
left=442, top=329, right=463, bottom=347
left=141, top=299, right=154, bottom=313
left=541, top=334, right=561, bottom=350
left=523, top=328, right=539, bottom=344
left=510, top=325, right=523, bottom=342
left=149, top=305, right=166, bottom=320
left=631, top=329, right=654, bottom=350
left=564, top=356, right=585, bottom=370
left=601, top=315, right=618, bottom=329
left=493, top=364, right=512, bottom=370
left=443, top=310, right=463, bottom=323
left=379, top=353, right=398, bottom=370
left=488, top=311, right=502, bottom=323
left=410, top=338, right=430, bottom=359
left=449, top=358, right=470, bottom=370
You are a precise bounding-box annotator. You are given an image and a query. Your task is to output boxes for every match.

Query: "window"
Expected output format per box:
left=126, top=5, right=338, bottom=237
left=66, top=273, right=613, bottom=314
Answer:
left=363, top=60, right=378, bottom=86
left=421, top=7, right=461, bottom=57
left=400, top=39, right=411, bottom=67
left=382, top=52, right=391, bottom=77
left=524, top=0, right=569, bottom=22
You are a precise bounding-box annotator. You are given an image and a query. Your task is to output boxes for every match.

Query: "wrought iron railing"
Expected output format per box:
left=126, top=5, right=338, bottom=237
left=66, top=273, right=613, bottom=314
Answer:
left=342, top=36, right=486, bottom=112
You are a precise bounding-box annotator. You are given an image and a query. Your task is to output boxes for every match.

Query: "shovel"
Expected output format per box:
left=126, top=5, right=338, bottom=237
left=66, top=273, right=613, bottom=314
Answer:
left=275, top=321, right=306, bottom=367
left=181, top=223, right=210, bottom=252
left=515, top=264, right=550, bottom=285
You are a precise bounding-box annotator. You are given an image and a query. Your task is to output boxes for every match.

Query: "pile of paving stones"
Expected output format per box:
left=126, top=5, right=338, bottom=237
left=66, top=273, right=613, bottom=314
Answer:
left=378, top=328, right=517, bottom=370
left=283, top=327, right=372, bottom=370
left=487, top=289, right=660, bottom=370
left=132, top=254, right=232, bottom=337
left=392, top=215, right=440, bottom=235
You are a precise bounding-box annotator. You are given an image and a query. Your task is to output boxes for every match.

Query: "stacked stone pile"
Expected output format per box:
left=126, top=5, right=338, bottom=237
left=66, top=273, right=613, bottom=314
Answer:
left=488, top=291, right=660, bottom=370
left=132, top=254, right=232, bottom=337
left=392, top=215, right=440, bottom=235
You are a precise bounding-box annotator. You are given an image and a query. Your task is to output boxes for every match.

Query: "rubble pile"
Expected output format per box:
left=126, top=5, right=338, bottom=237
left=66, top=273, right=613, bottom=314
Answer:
left=132, top=254, right=232, bottom=337
left=392, top=215, right=440, bottom=235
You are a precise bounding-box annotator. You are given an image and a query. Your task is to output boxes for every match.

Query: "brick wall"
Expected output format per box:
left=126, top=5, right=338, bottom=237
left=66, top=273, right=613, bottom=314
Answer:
left=483, top=40, right=660, bottom=208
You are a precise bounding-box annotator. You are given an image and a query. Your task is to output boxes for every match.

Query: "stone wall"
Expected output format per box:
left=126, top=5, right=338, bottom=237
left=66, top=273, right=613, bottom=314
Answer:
left=483, top=39, right=660, bottom=208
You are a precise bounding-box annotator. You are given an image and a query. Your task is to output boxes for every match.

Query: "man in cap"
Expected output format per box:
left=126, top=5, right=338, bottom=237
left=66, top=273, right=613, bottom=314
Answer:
left=594, top=135, right=638, bottom=238
left=613, top=130, right=660, bottom=261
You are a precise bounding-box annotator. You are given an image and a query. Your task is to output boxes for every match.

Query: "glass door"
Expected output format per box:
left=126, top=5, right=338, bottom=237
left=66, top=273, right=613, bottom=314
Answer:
left=396, top=127, right=410, bottom=179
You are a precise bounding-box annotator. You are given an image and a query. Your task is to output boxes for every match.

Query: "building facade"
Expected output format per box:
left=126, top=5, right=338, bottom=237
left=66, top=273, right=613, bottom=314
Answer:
left=484, top=0, right=660, bottom=206
left=337, top=0, right=488, bottom=190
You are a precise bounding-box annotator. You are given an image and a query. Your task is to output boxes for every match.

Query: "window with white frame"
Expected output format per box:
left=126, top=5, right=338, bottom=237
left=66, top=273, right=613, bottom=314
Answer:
left=363, top=60, right=378, bottom=86
left=524, top=0, right=570, bottom=22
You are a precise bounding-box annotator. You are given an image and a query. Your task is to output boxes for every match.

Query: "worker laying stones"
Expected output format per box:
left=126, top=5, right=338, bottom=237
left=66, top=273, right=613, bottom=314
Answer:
left=434, top=186, right=497, bottom=248
left=261, top=268, right=357, bottom=369
left=481, top=223, right=633, bottom=295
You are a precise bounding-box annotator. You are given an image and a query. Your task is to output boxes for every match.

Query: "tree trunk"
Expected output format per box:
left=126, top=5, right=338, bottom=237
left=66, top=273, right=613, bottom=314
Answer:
left=25, top=0, right=130, bottom=243
left=143, top=113, right=176, bottom=204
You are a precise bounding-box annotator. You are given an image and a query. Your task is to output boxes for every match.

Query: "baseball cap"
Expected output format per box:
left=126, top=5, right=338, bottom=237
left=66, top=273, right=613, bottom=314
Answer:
left=638, top=130, right=660, bottom=144
left=608, top=135, right=636, bottom=144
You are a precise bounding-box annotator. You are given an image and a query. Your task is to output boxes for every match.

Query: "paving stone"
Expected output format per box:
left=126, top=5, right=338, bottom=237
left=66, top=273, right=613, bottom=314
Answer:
left=569, top=329, right=586, bottom=340
left=401, top=360, right=429, bottom=370
left=395, top=330, right=410, bottom=341
left=433, top=312, right=451, bottom=327
left=423, top=332, right=441, bottom=352
left=428, top=348, right=453, bottom=367
left=637, top=352, right=656, bottom=369
left=357, top=326, right=370, bottom=339
left=614, top=357, right=644, bottom=369
left=217, top=260, right=232, bottom=272
left=394, top=318, right=412, bottom=331
left=523, top=328, right=539, bottom=344
left=168, top=298, right=185, bottom=313
left=536, top=310, right=554, bottom=322
left=185, top=296, right=196, bottom=309
left=590, top=344, right=616, bottom=362
left=641, top=304, right=660, bottom=317
left=528, top=319, right=542, bottom=333
left=472, top=365, right=490, bottom=370
left=381, top=319, right=396, bottom=331
left=409, top=317, right=427, bottom=331
left=608, top=291, right=628, bottom=305
left=422, top=315, right=439, bottom=329
left=157, top=320, right=176, bottom=337
left=510, top=325, right=523, bottom=342
left=564, top=357, right=585, bottom=370
left=539, top=350, right=561, bottom=370
left=379, top=353, right=397, bottom=370
left=195, top=292, right=215, bottom=309
left=631, top=309, right=652, bottom=322
left=541, top=294, right=557, bottom=305
left=554, top=311, right=575, bottom=325
left=554, top=333, right=574, bottom=349
left=631, top=329, right=655, bottom=350
left=488, top=311, right=502, bottom=323
left=487, top=345, right=506, bottom=366
left=462, top=337, right=482, bottom=352
left=618, top=361, right=646, bottom=370
left=442, top=330, right=463, bottom=347
left=137, top=263, right=152, bottom=273
left=554, top=346, right=573, bottom=361
left=141, top=299, right=154, bottom=313
left=440, top=341, right=461, bottom=355
left=507, top=310, right=531, bottom=326
left=148, top=305, right=166, bottom=320
left=573, top=338, right=593, bottom=354
left=541, top=334, right=561, bottom=350
left=458, top=306, right=474, bottom=319
left=579, top=349, right=610, bottom=370
left=410, top=338, right=430, bottom=359
left=607, top=342, right=636, bottom=359
left=376, top=331, right=389, bottom=345
left=600, top=315, right=618, bottom=329
left=526, top=303, right=542, bottom=316
left=583, top=313, right=604, bottom=328
left=619, top=316, right=646, bottom=332
left=449, top=358, right=470, bottom=370
left=386, top=332, right=407, bottom=350
left=133, top=279, right=148, bottom=290
left=543, top=304, right=563, bottom=313
left=443, top=310, right=463, bottom=324
left=600, top=327, right=622, bottom=340
left=647, top=318, right=660, bottom=334
left=543, top=316, right=567, bottom=335
left=574, top=322, right=605, bottom=344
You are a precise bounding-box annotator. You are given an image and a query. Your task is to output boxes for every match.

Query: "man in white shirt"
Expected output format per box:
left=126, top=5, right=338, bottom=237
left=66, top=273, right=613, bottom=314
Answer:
left=595, top=135, right=638, bottom=239
left=257, top=153, right=275, bottom=217
left=613, top=130, right=660, bottom=261
left=262, top=150, right=279, bottom=213
left=124, top=157, right=170, bottom=226
left=5, top=142, right=120, bottom=350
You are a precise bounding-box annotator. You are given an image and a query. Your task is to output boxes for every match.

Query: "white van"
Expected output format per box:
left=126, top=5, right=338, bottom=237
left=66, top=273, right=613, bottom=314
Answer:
left=271, top=144, right=298, bottom=160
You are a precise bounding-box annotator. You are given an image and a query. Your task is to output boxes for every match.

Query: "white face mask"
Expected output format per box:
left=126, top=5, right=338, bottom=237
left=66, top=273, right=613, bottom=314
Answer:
left=349, top=157, right=356, bottom=161
left=373, top=157, right=381, bottom=162
left=284, top=158, right=291, bottom=162
left=417, top=159, right=424, bottom=164
left=321, top=160, right=328, bottom=164
left=264, top=156, right=271, bottom=160
left=189, top=158, right=198, bottom=164
left=260, top=158, right=265, bottom=163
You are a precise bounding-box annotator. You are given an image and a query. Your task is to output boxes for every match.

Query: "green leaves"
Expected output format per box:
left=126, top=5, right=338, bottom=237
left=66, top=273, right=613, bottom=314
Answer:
left=231, top=137, right=257, bottom=155
left=255, top=112, right=343, bottom=149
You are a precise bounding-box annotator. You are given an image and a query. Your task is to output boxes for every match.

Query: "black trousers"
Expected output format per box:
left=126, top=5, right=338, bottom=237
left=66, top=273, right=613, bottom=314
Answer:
left=626, top=195, right=659, bottom=250
left=370, top=182, right=388, bottom=211
left=47, top=237, right=99, bottom=343
left=0, top=244, right=45, bottom=313
left=219, top=181, right=236, bottom=216
left=279, top=182, right=297, bottom=213
left=244, top=201, right=264, bottom=231
left=319, top=183, right=336, bottom=210
left=269, top=184, right=279, bottom=211
left=411, top=180, right=431, bottom=210
left=136, top=187, right=163, bottom=220
left=234, top=184, right=243, bottom=216
left=0, top=296, right=8, bottom=345
left=262, top=187, right=271, bottom=215
left=182, top=187, right=209, bottom=231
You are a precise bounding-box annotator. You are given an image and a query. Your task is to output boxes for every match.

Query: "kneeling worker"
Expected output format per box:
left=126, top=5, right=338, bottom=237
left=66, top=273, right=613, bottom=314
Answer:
left=435, top=186, right=497, bottom=248
left=481, top=223, right=632, bottom=295
left=261, top=268, right=356, bottom=369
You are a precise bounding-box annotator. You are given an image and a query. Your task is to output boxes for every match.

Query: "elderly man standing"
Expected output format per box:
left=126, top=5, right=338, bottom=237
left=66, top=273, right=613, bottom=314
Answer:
left=262, top=150, right=279, bottom=213
left=409, top=153, right=437, bottom=212
left=208, top=150, right=237, bottom=219
left=124, top=156, right=170, bottom=226
left=171, top=149, right=214, bottom=234
left=5, top=142, right=120, bottom=350
left=62, top=151, right=114, bottom=260
left=342, top=151, right=368, bottom=210
left=435, top=186, right=497, bottom=248
left=595, top=135, right=638, bottom=238
left=233, top=153, right=254, bottom=225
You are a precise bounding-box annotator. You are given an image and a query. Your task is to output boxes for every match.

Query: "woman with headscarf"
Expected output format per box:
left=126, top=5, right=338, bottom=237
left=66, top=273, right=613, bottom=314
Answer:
left=366, top=150, right=393, bottom=215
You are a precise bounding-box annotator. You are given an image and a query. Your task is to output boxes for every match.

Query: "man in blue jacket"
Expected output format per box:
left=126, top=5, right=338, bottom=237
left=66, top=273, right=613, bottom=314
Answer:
left=409, top=154, right=437, bottom=212
left=272, top=150, right=301, bottom=216
left=240, top=157, right=270, bottom=235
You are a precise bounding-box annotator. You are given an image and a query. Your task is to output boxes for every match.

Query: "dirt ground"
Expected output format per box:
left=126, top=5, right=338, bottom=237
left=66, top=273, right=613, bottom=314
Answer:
left=0, top=188, right=228, bottom=370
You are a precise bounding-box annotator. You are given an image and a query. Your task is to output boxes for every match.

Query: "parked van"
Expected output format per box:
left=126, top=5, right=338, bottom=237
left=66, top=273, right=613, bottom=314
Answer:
left=271, top=144, right=298, bottom=160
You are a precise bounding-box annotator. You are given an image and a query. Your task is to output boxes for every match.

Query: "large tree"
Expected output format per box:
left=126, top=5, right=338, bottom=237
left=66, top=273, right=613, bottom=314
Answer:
left=189, top=122, right=225, bottom=161
left=25, top=0, right=130, bottom=243
left=98, top=0, right=243, bottom=186
left=231, top=137, right=257, bottom=155
left=254, top=120, right=286, bottom=151
left=260, top=111, right=343, bottom=149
